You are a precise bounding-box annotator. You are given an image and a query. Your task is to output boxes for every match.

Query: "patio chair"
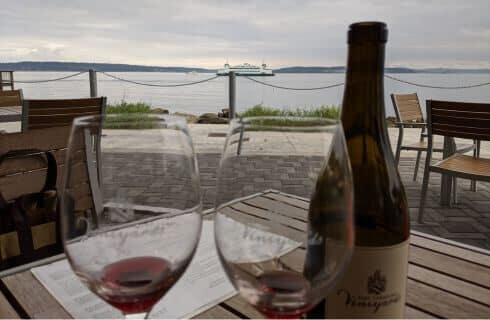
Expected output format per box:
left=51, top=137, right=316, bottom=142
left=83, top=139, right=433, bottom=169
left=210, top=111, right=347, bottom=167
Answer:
left=418, top=100, right=490, bottom=223
left=0, top=127, right=98, bottom=270
left=22, top=97, right=106, bottom=215
left=0, top=89, right=23, bottom=123
left=391, top=93, right=474, bottom=181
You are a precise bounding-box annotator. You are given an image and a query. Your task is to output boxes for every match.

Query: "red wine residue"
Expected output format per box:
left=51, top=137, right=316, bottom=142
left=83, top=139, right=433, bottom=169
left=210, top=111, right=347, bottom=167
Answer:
left=255, top=270, right=313, bottom=319
left=100, top=256, right=177, bottom=314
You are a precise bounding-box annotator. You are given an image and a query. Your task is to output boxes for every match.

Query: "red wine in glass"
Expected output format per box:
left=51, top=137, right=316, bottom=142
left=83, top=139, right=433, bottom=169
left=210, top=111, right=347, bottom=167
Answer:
left=98, top=256, right=185, bottom=314
left=253, top=270, right=314, bottom=319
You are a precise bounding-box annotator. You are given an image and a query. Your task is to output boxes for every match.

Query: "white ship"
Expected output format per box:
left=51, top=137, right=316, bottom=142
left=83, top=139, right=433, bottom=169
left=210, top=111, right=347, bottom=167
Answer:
left=217, top=62, right=274, bottom=76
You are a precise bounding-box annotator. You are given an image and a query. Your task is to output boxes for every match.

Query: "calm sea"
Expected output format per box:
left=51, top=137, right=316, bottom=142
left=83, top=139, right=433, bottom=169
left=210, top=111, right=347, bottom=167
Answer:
left=13, top=72, right=490, bottom=117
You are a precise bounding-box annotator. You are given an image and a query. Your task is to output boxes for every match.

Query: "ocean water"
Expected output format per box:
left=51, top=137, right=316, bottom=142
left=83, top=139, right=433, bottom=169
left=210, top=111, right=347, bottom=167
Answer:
left=12, top=72, right=490, bottom=117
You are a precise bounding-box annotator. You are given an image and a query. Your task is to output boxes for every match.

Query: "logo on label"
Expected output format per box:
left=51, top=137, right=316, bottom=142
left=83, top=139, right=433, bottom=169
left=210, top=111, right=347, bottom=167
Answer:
left=367, top=270, right=386, bottom=295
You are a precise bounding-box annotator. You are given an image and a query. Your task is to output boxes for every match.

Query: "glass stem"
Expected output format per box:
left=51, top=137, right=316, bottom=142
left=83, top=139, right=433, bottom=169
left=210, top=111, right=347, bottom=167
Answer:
left=124, top=312, right=149, bottom=320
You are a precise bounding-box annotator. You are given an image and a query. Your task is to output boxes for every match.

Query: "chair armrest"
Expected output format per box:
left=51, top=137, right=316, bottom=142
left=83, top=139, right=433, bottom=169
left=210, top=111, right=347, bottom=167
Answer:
left=395, top=122, right=427, bottom=128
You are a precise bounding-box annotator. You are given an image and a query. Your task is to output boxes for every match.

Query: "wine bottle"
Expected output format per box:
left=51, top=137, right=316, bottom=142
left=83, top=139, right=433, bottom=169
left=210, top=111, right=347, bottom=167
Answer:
left=308, top=22, right=410, bottom=319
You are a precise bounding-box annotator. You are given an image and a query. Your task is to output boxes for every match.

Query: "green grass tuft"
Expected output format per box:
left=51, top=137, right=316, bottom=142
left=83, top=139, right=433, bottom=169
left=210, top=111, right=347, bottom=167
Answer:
left=239, top=104, right=340, bottom=119
left=106, top=101, right=152, bottom=114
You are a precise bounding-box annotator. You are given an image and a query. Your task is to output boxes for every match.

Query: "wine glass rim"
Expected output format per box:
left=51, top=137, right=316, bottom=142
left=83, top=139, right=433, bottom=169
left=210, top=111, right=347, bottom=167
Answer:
left=73, top=113, right=188, bottom=127
left=231, top=116, right=340, bottom=132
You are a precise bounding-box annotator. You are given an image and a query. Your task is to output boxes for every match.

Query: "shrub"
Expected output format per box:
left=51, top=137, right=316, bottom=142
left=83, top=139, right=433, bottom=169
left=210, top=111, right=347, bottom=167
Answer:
left=239, top=104, right=340, bottom=119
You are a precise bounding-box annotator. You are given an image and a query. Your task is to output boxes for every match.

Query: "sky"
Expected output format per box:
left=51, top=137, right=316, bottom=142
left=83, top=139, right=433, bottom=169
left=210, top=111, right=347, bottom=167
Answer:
left=1, top=0, right=489, bottom=68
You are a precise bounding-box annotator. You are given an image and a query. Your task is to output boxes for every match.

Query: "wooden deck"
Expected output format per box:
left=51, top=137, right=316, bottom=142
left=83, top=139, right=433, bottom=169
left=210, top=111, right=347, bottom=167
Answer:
left=0, top=190, right=488, bottom=319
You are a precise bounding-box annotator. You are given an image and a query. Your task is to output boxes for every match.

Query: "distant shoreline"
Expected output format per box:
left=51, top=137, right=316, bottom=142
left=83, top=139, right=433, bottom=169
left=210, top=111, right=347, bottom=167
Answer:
left=1, top=61, right=489, bottom=74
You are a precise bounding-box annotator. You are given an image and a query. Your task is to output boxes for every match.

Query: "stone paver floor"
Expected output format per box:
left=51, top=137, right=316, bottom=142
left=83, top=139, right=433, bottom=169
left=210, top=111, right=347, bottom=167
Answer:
left=2, top=122, right=489, bottom=249
left=102, top=151, right=490, bottom=250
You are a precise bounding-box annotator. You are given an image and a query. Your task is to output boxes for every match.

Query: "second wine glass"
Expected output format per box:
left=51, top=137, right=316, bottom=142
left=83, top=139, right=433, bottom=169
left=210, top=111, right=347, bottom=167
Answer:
left=214, top=116, right=354, bottom=318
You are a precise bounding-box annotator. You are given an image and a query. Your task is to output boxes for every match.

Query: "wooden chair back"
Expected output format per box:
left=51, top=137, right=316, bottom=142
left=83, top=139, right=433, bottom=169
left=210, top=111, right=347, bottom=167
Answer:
left=22, top=97, right=106, bottom=131
left=391, top=93, right=424, bottom=122
left=0, top=126, right=96, bottom=212
left=0, top=90, right=23, bottom=109
left=427, top=100, right=490, bottom=142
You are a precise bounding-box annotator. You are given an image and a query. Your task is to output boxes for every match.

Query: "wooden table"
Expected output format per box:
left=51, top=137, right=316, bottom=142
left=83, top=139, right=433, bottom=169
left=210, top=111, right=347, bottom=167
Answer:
left=1, top=190, right=489, bottom=319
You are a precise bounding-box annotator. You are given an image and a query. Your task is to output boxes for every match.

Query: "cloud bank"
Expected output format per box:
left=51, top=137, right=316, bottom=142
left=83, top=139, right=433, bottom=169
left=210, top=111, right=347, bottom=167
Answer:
left=1, top=0, right=489, bottom=68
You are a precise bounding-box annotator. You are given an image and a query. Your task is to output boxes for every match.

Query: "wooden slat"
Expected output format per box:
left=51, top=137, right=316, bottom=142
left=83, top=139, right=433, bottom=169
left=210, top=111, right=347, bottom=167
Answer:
left=230, top=201, right=307, bottom=232
left=432, top=114, right=490, bottom=128
left=29, top=106, right=102, bottom=115
left=430, top=108, right=490, bottom=120
left=262, top=192, right=310, bottom=210
left=26, top=98, right=104, bottom=109
left=243, top=196, right=308, bottom=221
left=0, top=127, right=71, bottom=154
left=0, top=165, right=66, bottom=200
left=394, top=93, right=418, bottom=102
left=0, top=149, right=68, bottom=176
left=431, top=154, right=490, bottom=178
left=430, top=100, right=490, bottom=112
left=404, top=305, right=434, bottom=319
left=0, top=161, right=89, bottom=201
left=219, top=206, right=305, bottom=243
left=27, top=123, right=74, bottom=130
left=0, top=291, right=19, bottom=319
left=432, top=127, right=490, bottom=141
left=400, top=110, right=423, bottom=120
left=222, top=295, right=264, bottom=319
left=0, top=97, right=21, bottom=108
left=432, top=123, right=490, bottom=137
left=399, top=103, right=422, bottom=115
left=410, top=234, right=490, bottom=267
left=408, top=264, right=489, bottom=305
left=406, top=279, right=490, bottom=318
left=28, top=113, right=100, bottom=125
left=193, top=305, right=241, bottom=319
left=0, top=90, right=22, bottom=108
left=409, top=245, right=490, bottom=287
left=1, top=272, right=71, bottom=318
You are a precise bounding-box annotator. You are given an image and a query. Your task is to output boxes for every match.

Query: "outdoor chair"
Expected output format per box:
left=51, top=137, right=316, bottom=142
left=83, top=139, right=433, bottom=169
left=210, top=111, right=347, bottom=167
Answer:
left=391, top=93, right=474, bottom=181
left=0, top=89, right=23, bottom=123
left=0, top=127, right=99, bottom=270
left=418, top=100, right=490, bottom=223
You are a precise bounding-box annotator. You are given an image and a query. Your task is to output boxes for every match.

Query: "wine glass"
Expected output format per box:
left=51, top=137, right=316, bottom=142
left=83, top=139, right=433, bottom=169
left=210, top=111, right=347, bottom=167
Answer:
left=214, top=116, right=354, bottom=319
left=61, top=114, right=202, bottom=319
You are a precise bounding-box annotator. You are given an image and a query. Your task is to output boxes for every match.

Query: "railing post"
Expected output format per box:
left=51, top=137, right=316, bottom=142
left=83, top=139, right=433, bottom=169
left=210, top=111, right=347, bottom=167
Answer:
left=89, top=69, right=98, bottom=97
left=228, top=71, right=236, bottom=120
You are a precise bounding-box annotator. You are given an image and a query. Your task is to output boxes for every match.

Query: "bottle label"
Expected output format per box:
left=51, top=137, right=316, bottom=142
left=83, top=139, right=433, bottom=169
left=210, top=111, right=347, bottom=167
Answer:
left=326, top=239, right=409, bottom=318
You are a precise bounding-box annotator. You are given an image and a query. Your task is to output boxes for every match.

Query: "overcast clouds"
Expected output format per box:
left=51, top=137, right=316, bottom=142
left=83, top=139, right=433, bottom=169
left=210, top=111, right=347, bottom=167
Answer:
left=1, top=0, right=489, bottom=68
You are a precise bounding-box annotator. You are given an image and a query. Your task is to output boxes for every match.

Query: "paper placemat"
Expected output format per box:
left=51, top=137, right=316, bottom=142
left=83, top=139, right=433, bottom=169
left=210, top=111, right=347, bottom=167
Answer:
left=31, top=220, right=301, bottom=318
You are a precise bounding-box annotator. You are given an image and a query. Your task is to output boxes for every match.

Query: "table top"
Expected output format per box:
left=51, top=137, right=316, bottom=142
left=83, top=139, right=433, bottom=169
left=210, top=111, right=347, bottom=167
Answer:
left=1, top=189, right=489, bottom=319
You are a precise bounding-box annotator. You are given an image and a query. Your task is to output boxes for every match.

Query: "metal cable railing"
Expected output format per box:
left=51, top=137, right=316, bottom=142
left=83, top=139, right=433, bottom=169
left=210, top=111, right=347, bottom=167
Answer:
left=384, top=74, right=490, bottom=89
left=242, top=75, right=345, bottom=90
left=98, top=71, right=220, bottom=87
left=12, top=71, right=87, bottom=83
left=9, top=70, right=490, bottom=90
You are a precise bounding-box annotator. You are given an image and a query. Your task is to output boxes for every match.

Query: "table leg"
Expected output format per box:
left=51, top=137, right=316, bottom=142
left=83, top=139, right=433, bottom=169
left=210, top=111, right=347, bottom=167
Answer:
left=440, top=136, right=456, bottom=206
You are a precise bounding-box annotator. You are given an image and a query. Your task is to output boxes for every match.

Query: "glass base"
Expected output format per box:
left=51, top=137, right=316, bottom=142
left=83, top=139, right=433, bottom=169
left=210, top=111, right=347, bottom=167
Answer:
left=124, top=312, right=149, bottom=319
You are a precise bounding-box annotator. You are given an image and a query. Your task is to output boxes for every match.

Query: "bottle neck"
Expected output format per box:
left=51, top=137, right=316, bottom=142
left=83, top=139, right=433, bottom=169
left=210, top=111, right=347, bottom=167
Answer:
left=341, top=42, right=387, bottom=140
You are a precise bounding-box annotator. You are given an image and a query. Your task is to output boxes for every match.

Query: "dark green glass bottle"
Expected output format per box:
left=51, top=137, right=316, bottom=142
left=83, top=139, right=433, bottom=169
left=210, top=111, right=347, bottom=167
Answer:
left=307, top=21, right=410, bottom=319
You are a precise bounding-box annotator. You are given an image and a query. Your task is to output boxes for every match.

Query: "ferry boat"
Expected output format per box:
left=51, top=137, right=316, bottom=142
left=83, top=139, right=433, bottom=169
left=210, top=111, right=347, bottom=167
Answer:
left=217, top=63, right=274, bottom=76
